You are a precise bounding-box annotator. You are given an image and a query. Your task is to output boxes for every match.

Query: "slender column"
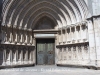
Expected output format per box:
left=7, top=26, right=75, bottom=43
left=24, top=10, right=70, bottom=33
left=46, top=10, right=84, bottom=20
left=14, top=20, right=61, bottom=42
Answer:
left=10, top=49, right=12, bottom=65
left=23, top=31, right=25, bottom=45
left=66, top=47, right=68, bottom=60
left=81, top=45, right=84, bottom=63
left=75, top=26, right=77, bottom=42
left=26, top=50, right=28, bottom=64
left=61, top=29, right=63, bottom=44
left=7, top=28, right=9, bottom=42
left=73, top=46, right=76, bottom=63
left=11, top=27, right=14, bottom=43
left=62, top=30, right=66, bottom=43
left=86, top=25, right=89, bottom=41
left=71, top=46, right=73, bottom=62
left=29, top=33, right=31, bottom=45
left=33, top=49, right=35, bottom=64
left=62, top=48, right=64, bottom=62
left=13, top=30, right=15, bottom=43
left=70, top=27, right=72, bottom=42
left=20, top=31, right=23, bottom=44
left=21, top=49, right=23, bottom=64
left=9, top=30, right=12, bottom=43
left=84, top=44, right=89, bottom=63
left=27, top=32, right=30, bottom=45
left=15, top=30, right=17, bottom=43
left=17, top=30, right=19, bottom=44
left=25, top=31, right=28, bottom=44
left=76, top=26, right=79, bottom=42
left=28, top=50, right=32, bottom=63
left=76, top=46, right=79, bottom=64
left=65, top=28, right=67, bottom=43
left=5, top=26, right=8, bottom=43
left=80, top=25, right=82, bottom=42
left=3, top=49, right=6, bottom=65
left=16, top=48, right=18, bottom=64
left=31, top=50, right=33, bottom=63
left=14, top=50, right=17, bottom=64
left=58, top=32, right=61, bottom=44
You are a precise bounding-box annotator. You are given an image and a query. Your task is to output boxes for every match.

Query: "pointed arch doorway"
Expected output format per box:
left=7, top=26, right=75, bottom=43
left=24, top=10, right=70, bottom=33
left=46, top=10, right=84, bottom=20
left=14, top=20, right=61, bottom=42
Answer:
left=33, top=16, right=58, bottom=65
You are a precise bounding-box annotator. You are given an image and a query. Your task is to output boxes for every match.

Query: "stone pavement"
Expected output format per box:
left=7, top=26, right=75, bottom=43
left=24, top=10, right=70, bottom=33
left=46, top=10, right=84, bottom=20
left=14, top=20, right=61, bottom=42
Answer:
left=0, top=65, right=100, bottom=75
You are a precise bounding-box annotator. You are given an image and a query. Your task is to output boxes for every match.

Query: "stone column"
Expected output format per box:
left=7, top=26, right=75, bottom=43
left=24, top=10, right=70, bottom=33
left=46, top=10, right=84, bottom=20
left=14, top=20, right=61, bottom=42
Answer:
left=26, top=50, right=28, bottom=64
left=7, top=28, right=10, bottom=43
left=81, top=45, right=84, bottom=64
left=15, top=30, right=18, bottom=43
left=75, top=26, right=77, bottom=42
left=25, top=31, right=28, bottom=44
left=65, top=28, right=67, bottom=44
left=71, top=46, right=73, bottom=63
left=4, top=26, right=8, bottom=43
left=10, top=49, right=12, bottom=65
left=70, top=27, right=72, bottom=43
left=87, top=19, right=96, bottom=65
left=17, top=31, right=19, bottom=44
left=61, top=29, right=63, bottom=44
left=16, top=48, right=18, bottom=64
left=66, top=47, right=68, bottom=61
left=20, top=31, right=23, bottom=44
left=32, top=48, right=36, bottom=64
left=76, top=46, right=79, bottom=64
left=27, top=32, right=29, bottom=45
left=29, top=50, right=31, bottom=63
left=73, top=46, right=76, bottom=63
left=21, top=49, right=23, bottom=64
left=3, top=48, right=6, bottom=65
left=58, top=32, right=61, bottom=44
left=86, top=24, right=89, bottom=41
left=80, top=25, right=82, bottom=42
left=9, top=29, right=12, bottom=43
left=62, top=30, right=66, bottom=44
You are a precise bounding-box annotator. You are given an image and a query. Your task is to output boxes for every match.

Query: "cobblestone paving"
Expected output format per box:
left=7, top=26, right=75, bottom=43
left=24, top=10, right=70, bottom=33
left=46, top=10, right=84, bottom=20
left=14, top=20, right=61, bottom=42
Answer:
left=0, top=65, right=100, bottom=75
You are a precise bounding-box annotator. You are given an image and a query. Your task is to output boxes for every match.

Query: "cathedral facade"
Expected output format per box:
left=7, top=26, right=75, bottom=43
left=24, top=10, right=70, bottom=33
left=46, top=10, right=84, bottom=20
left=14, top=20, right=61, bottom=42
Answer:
left=0, top=0, right=100, bottom=69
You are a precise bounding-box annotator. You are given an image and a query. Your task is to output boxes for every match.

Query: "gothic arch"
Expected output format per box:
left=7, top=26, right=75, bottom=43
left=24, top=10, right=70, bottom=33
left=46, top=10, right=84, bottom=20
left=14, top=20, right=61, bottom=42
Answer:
left=2, top=0, right=89, bottom=30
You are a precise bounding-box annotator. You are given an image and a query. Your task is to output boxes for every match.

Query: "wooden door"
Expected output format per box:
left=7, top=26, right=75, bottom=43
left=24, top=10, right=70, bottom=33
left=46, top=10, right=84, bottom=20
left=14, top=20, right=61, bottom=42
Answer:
left=36, top=39, right=55, bottom=65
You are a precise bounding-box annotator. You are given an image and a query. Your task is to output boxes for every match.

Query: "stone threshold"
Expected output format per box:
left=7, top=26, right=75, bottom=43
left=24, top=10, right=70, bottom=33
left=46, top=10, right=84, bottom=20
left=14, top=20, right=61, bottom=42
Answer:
left=57, top=64, right=100, bottom=70
left=0, top=64, right=35, bottom=69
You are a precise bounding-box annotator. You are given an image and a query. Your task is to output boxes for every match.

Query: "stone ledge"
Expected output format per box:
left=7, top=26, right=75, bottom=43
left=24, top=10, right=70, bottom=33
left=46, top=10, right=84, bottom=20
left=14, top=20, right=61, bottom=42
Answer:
left=0, top=64, right=35, bottom=69
left=56, top=42, right=89, bottom=48
left=57, top=64, right=100, bottom=70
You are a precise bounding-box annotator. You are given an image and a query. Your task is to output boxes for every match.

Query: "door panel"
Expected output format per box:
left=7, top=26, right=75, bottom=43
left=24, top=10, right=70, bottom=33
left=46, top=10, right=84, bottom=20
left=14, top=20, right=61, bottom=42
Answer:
left=37, top=43, right=45, bottom=65
left=47, top=43, right=54, bottom=65
left=36, top=39, right=55, bottom=65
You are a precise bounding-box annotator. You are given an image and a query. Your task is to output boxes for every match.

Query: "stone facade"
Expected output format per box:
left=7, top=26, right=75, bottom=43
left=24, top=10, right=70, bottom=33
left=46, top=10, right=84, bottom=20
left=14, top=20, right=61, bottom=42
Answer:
left=0, top=0, right=100, bottom=69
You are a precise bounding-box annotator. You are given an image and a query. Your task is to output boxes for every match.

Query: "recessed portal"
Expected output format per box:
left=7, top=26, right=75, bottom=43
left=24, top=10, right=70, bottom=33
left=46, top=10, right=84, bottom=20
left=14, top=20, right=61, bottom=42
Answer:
left=36, top=38, right=55, bottom=65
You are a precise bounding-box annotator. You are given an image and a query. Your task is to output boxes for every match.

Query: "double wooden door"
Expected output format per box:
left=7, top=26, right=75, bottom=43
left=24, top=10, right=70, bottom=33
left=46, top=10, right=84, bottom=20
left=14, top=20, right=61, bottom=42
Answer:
left=36, top=39, right=55, bottom=65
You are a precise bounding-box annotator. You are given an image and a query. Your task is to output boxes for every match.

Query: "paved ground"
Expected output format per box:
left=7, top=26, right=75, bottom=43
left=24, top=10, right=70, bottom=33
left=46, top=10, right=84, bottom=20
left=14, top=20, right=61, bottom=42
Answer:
left=0, top=65, right=100, bottom=75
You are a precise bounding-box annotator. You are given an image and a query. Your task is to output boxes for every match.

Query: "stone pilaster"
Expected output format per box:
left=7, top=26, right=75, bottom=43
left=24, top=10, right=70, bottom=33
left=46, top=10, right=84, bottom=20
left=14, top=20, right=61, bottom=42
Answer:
left=93, top=17, right=100, bottom=66
left=87, top=19, right=96, bottom=66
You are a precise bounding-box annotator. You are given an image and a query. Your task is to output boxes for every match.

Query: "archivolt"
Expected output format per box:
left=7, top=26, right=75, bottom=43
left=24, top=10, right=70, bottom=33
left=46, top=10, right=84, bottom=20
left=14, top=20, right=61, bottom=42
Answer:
left=2, top=0, right=89, bottom=30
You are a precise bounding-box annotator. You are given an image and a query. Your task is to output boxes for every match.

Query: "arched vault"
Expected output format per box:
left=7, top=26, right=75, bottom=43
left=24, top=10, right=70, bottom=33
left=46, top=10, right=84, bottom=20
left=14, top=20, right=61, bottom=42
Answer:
left=2, top=0, right=89, bottom=30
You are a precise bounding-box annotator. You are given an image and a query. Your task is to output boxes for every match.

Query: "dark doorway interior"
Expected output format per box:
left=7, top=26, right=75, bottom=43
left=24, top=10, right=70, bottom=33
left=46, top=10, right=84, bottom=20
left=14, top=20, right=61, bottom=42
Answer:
left=36, top=38, right=55, bottom=65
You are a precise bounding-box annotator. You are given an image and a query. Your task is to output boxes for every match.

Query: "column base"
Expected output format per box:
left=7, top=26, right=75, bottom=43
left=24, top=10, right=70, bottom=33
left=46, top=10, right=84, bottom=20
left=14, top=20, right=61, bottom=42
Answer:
left=57, top=64, right=99, bottom=70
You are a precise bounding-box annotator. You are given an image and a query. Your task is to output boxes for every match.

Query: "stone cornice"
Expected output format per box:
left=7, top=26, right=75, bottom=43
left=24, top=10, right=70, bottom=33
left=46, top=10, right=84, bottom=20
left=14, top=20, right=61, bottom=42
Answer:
left=56, top=42, right=89, bottom=48
left=87, top=15, right=100, bottom=20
